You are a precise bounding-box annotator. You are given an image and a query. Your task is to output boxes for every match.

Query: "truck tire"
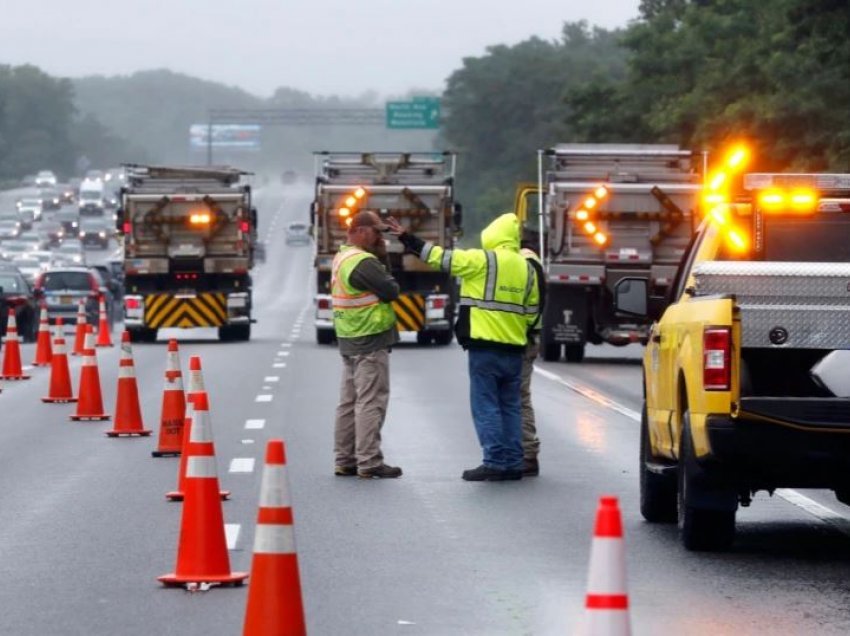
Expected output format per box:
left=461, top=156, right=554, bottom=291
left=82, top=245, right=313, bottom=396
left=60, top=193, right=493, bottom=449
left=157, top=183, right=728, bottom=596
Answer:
left=316, top=329, right=335, bottom=345
left=542, top=342, right=561, bottom=362
left=128, top=327, right=156, bottom=343
left=564, top=343, right=585, bottom=363
left=640, top=402, right=677, bottom=523
left=433, top=330, right=453, bottom=346
left=416, top=331, right=433, bottom=345
left=219, top=324, right=251, bottom=342
left=678, top=413, right=736, bottom=551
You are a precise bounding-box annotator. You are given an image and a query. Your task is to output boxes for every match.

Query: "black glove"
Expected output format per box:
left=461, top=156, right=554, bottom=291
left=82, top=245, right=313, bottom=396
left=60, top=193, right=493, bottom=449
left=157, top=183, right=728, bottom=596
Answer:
left=398, top=231, right=425, bottom=255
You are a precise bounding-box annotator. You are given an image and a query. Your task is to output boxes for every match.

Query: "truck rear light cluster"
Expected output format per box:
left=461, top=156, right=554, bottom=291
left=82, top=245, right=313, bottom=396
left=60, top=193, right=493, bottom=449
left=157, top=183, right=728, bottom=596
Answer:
left=703, top=327, right=732, bottom=391
left=571, top=186, right=609, bottom=246
left=317, top=298, right=331, bottom=310
left=430, top=297, right=446, bottom=310
left=174, top=273, right=200, bottom=281
left=125, top=298, right=141, bottom=310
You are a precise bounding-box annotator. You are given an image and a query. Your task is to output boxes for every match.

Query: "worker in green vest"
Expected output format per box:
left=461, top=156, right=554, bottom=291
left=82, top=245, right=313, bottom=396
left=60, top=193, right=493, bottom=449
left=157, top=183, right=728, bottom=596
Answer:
left=332, top=211, right=403, bottom=479
left=385, top=213, right=539, bottom=481
left=519, top=242, right=546, bottom=476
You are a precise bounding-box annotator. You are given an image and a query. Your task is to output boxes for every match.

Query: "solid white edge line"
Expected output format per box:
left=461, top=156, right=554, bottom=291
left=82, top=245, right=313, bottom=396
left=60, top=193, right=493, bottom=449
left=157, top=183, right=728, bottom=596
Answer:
left=229, top=458, right=256, bottom=473
left=225, top=524, right=240, bottom=550
left=533, top=364, right=850, bottom=537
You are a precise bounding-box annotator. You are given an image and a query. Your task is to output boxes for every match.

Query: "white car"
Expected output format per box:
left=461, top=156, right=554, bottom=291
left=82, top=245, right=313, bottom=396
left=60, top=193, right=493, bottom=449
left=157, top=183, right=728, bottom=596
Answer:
left=35, top=170, right=57, bottom=187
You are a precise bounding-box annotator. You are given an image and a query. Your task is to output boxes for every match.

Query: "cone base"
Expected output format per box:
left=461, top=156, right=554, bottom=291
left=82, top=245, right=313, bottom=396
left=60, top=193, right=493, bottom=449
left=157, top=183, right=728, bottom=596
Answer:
left=166, top=490, right=230, bottom=502
left=95, top=343, right=114, bottom=348
left=106, top=429, right=152, bottom=437
left=42, top=396, right=77, bottom=403
left=152, top=449, right=182, bottom=457
left=32, top=361, right=51, bottom=367
left=158, top=571, right=248, bottom=586
left=70, top=414, right=110, bottom=421
left=1, top=375, right=31, bottom=381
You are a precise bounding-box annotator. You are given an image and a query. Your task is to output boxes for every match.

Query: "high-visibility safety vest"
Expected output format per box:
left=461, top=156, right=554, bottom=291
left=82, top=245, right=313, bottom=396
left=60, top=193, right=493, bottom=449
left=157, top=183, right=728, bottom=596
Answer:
left=520, top=247, right=545, bottom=333
left=418, top=242, right=539, bottom=349
left=331, top=245, right=396, bottom=339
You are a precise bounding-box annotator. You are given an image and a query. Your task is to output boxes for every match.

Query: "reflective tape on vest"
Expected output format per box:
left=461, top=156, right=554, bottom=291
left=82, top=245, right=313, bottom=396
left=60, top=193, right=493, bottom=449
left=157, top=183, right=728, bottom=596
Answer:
left=458, top=297, right=526, bottom=315
left=259, top=466, right=292, bottom=507
left=331, top=293, right=380, bottom=308
left=186, top=455, right=218, bottom=478
left=253, top=524, right=297, bottom=555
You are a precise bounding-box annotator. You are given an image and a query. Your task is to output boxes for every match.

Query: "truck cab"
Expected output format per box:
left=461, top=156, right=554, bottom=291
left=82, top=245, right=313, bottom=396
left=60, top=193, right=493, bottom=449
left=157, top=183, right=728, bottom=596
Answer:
left=620, top=172, right=850, bottom=551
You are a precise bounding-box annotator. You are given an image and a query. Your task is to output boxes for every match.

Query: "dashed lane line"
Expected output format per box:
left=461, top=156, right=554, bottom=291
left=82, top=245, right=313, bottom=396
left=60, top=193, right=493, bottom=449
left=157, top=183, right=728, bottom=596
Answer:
left=264, top=376, right=280, bottom=383
left=533, top=364, right=850, bottom=538
left=273, top=363, right=287, bottom=369
left=255, top=394, right=273, bottom=403
left=245, top=419, right=265, bottom=429
left=225, top=524, right=240, bottom=550
left=229, top=458, right=256, bottom=473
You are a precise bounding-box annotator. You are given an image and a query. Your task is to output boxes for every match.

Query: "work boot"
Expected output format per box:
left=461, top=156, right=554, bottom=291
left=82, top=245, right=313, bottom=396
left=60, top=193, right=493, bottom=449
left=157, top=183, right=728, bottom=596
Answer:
left=523, top=458, right=539, bottom=477
left=358, top=464, right=403, bottom=479
left=462, top=465, right=523, bottom=482
left=334, top=465, right=357, bottom=477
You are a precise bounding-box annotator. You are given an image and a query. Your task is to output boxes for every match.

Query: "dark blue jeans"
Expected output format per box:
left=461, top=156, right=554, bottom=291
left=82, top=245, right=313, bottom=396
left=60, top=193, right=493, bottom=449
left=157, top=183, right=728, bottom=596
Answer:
left=468, top=348, right=524, bottom=471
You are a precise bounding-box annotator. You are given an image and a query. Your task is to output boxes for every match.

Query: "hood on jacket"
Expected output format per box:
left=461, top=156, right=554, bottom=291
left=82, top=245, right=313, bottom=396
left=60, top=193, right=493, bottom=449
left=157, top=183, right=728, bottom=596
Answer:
left=480, top=213, right=520, bottom=251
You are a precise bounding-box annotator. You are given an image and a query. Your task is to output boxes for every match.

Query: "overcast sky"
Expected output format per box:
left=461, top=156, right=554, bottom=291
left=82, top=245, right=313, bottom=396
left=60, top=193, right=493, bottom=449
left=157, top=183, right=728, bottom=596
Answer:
left=0, top=0, right=640, bottom=98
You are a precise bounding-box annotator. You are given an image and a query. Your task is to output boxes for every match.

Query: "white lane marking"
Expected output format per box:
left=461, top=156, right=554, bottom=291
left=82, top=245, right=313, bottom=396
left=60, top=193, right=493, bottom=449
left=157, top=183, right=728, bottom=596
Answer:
left=225, top=524, right=240, bottom=550
left=241, top=439, right=255, bottom=445
left=280, top=343, right=292, bottom=347
left=273, top=363, right=287, bottom=369
left=264, top=376, right=280, bottom=382
left=245, top=419, right=265, bottom=429
left=534, top=364, right=850, bottom=537
left=229, top=458, right=255, bottom=473
left=255, top=394, right=273, bottom=403
left=262, top=385, right=271, bottom=390
left=277, top=351, right=290, bottom=357
left=533, top=366, right=640, bottom=421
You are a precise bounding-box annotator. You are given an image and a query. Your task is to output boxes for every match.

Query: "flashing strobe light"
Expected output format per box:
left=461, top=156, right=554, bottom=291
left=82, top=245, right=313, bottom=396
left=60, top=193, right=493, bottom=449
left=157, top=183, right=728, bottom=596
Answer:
left=189, top=212, right=211, bottom=225
left=572, top=184, right=610, bottom=248
left=354, top=187, right=366, bottom=199
left=337, top=185, right=367, bottom=226
left=594, top=186, right=609, bottom=200
left=584, top=221, right=597, bottom=234
left=576, top=209, right=589, bottom=222
left=339, top=207, right=351, bottom=218
left=593, top=232, right=608, bottom=246
left=345, top=196, right=357, bottom=207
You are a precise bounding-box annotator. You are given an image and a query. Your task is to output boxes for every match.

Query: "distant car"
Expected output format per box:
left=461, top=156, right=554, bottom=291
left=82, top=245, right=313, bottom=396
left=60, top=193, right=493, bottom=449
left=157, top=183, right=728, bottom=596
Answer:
left=0, top=240, right=32, bottom=261
left=54, top=240, right=84, bottom=265
left=57, top=183, right=77, bottom=205
left=30, top=250, right=53, bottom=271
left=13, top=256, right=42, bottom=284
left=17, top=231, right=41, bottom=252
left=38, top=187, right=62, bottom=211
left=78, top=179, right=105, bottom=215
left=0, top=264, right=37, bottom=341
left=92, top=263, right=123, bottom=309
left=35, top=170, right=57, bottom=187
left=37, top=219, right=65, bottom=248
left=85, top=170, right=104, bottom=181
left=34, top=267, right=113, bottom=328
left=285, top=221, right=311, bottom=245
left=78, top=216, right=111, bottom=249
left=56, top=207, right=80, bottom=233
left=0, top=219, right=22, bottom=240
left=15, top=198, right=41, bottom=228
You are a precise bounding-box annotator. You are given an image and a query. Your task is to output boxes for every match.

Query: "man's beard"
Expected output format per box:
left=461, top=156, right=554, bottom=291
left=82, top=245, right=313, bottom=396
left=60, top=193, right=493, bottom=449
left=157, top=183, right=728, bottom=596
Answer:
left=367, top=238, right=387, bottom=259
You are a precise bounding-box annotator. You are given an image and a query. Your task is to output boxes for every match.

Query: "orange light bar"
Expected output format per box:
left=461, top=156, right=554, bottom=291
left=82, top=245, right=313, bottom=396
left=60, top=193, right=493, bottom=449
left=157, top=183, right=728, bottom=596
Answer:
left=189, top=212, right=211, bottom=225
left=345, top=196, right=357, bottom=207
left=575, top=209, right=589, bottom=222
left=584, top=197, right=597, bottom=210
left=593, top=232, right=607, bottom=245
left=710, top=207, right=728, bottom=226
left=344, top=217, right=353, bottom=227
left=339, top=207, right=351, bottom=217
left=726, top=228, right=749, bottom=252
left=758, top=189, right=785, bottom=210
left=704, top=192, right=725, bottom=206
left=710, top=172, right=727, bottom=191
left=726, top=146, right=749, bottom=170
left=594, top=186, right=608, bottom=200
left=583, top=221, right=597, bottom=234
left=354, top=187, right=366, bottom=199
left=789, top=188, right=817, bottom=213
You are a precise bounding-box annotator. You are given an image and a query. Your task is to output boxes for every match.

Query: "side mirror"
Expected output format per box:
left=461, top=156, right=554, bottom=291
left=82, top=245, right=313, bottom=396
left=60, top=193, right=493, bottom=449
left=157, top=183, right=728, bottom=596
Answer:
left=614, top=277, right=648, bottom=317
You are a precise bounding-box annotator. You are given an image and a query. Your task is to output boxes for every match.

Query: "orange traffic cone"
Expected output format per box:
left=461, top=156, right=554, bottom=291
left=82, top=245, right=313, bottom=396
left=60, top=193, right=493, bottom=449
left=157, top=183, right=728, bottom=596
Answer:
left=158, top=391, right=248, bottom=587
left=106, top=332, right=151, bottom=437
left=43, top=319, right=76, bottom=403
left=32, top=303, right=53, bottom=367
left=576, top=496, right=631, bottom=636
left=242, top=440, right=306, bottom=636
left=152, top=339, right=185, bottom=457
left=95, top=295, right=113, bottom=347
left=70, top=326, right=110, bottom=421
left=1, top=309, right=31, bottom=380
left=72, top=300, right=87, bottom=356
left=167, top=356, right=229, bottom=501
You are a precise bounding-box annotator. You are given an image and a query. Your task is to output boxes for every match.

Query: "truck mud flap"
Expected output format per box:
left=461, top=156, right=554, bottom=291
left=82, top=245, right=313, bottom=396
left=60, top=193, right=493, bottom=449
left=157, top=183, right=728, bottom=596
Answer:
left=145, top=293, right=228, bottom=328
left=543, top=288, right=588, bottom=345
left=392, top=293, right=425, bottom=332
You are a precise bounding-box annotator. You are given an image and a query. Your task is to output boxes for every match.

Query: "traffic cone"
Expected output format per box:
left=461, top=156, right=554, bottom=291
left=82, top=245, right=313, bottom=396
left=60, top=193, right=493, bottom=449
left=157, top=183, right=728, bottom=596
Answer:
left=106, top=332, right=151, bottom=437
left=70, top=326, right=110, bottom=421
left=576, top=496, right=631, bottom=636
left=152, top=339, right=185, bottom=457
left=242, top=440, right=306, bottom=636
left=32, top=303, right=53, bottom=367
left=158, top=391, right=248, bottom=587
left=95, top=295, right=113, bottom=347
left=1, top=309, right=31, bottom=380
left=166, top=356, right=229, bottom=501
left=72, top=300, right=87, bottom=356
left=43, top=319, right=76, bottom=403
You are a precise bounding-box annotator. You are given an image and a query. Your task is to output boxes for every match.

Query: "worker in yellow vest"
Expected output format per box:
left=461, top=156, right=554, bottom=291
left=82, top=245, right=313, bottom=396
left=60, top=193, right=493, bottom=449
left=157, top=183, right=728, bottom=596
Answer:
left=332, top=211, right=403, bottom=479
left=386, top=213, right=539, bottom=481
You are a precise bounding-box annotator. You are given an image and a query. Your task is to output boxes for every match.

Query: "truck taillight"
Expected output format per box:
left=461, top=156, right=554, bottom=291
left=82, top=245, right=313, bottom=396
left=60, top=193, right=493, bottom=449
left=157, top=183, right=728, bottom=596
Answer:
left=125, top=298, right=141, bottom=310
left=703, top=327, right=731, bottom=391
left=240, top=220, right=250, bottom=233
left=430, top=297, right=446, bottom=310
left=123, top=222, right=130, bottom=234
left=317, top=298, right=331, bottom=310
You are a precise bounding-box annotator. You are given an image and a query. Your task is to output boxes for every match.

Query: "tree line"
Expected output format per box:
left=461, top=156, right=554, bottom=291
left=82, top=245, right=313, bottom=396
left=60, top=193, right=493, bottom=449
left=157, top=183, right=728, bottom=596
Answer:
left=441, top=0, right=850, bottom=232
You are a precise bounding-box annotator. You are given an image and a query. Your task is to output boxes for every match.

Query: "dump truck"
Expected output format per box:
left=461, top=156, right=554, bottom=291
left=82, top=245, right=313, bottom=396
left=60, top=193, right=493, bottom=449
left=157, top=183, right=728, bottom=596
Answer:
left=311, top=152, right=462, bottom=345
left=616, top=171, right=850, bottom=551
left=531, top=144, right=703, bottom=362
left=117, top=165, right=257, bottom=342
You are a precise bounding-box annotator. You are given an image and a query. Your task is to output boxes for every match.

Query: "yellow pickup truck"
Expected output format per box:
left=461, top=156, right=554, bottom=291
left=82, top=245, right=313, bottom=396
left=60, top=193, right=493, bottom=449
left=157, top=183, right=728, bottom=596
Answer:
left=615, top=172, right=850, bottom=550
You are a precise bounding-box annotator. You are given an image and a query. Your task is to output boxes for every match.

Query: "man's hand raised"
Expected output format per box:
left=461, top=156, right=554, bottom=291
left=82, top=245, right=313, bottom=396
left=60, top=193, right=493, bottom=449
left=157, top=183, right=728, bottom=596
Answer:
left=383, top=216, right=405, bottom=237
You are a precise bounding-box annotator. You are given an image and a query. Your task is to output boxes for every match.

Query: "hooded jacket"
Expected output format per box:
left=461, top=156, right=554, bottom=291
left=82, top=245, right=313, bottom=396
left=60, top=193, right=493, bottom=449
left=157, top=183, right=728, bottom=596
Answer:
left=399, top=213, right=539, bottom=352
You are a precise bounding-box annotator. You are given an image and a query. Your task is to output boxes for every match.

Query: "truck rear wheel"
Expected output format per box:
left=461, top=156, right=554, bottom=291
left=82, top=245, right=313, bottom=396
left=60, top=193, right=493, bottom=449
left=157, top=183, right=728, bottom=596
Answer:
left=219, top=324, right=251, bottom=342
left=564, top=343, right=585, bottom=363
left=316, top=329, right=335, bottom=345
left=128, top=327, right=157, bottom=343
left=542, top=342, right=561, bottom=362
left=433, top=330, right=453, bottom=346
left=416, top=331, right=433, bottom=345
left=678, top=413, right=736, bottom=551
left=640, top=403, right=677, bottom=523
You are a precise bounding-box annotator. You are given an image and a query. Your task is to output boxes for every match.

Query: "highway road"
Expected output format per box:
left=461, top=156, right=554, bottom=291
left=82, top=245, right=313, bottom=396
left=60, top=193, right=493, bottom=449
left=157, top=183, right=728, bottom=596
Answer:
left=1, top=185, right=850, bottom=635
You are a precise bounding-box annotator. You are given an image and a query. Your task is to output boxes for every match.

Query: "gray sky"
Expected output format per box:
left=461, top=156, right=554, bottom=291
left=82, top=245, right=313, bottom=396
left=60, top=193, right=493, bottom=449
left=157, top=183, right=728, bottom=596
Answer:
left=0, top=0, right=640, bottom=98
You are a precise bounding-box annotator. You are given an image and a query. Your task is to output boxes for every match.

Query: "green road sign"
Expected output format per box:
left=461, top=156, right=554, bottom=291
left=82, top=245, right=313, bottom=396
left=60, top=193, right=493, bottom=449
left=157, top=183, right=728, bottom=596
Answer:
left=386, top=99, right=441, bottom=129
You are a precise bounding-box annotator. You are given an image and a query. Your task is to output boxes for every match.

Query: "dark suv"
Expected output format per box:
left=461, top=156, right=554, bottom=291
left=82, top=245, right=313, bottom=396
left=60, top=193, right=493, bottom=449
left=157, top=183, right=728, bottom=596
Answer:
left=33, top=268, right=114, bottom=328
left=0, top=264, right=38, bottom=341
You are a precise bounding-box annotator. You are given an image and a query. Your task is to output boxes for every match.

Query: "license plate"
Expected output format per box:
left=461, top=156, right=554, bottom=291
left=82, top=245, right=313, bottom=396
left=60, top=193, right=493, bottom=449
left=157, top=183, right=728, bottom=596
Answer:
left=60, top=296, right=73, bottom=305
